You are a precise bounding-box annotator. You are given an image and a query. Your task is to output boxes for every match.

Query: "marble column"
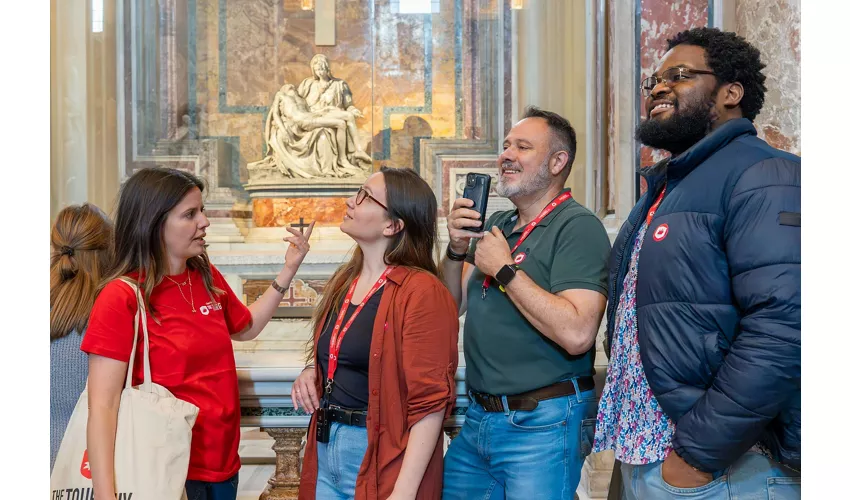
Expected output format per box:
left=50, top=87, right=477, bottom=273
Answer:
left=512, top=0, right=591, bottom=206
left=260, top=427, right=308, bottom=500
left=50, top=0, right=120, bottom=220
left=51, top=0, right=89, bottom=220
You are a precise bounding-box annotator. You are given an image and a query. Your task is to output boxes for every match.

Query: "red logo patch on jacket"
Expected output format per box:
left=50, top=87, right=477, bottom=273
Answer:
left=653, top=223, right=669, bottom=242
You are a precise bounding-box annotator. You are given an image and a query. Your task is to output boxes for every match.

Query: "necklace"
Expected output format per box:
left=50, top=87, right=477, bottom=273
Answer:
left=165, top=270, right=196, bottom=313
left=165, top=270, right=189, bottom=286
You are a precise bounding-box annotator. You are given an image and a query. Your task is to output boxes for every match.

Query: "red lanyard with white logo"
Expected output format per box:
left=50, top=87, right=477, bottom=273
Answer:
left=481, top=191, right=572, bottom=299
left=324, top=265, right=395, bottom=396
left=645, top=184, right=667, bottom=227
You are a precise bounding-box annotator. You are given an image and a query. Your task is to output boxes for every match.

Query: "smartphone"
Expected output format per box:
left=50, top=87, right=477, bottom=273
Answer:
left=462, top=173, right=491, bottom=232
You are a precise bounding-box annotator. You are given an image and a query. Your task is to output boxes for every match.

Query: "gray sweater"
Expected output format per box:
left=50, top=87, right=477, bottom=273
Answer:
left=50, top=330, right=87, bottom=472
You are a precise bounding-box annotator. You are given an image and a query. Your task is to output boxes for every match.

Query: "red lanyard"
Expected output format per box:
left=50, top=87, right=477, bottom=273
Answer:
left=645, top=185, right=667, bottom=227
left=481, top=191, right=573, bottom=298
left=325, top=265, right=395, bottom=394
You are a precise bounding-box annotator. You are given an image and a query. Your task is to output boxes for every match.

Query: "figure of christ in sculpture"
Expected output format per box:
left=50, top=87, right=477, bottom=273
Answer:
left=276, top=84, right=371, bottom=174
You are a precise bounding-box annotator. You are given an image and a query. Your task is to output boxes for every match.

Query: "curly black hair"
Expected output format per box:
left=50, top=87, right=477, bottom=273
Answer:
left=667, top=27, right=767, bottom=121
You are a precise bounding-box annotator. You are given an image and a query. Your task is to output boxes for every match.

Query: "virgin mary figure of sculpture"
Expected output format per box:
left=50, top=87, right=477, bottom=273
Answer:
left=247, top=54, right=372, bottom=182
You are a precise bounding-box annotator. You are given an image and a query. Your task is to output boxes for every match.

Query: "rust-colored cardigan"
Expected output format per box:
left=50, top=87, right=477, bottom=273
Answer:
left=298, top=266, right=459, bottom=499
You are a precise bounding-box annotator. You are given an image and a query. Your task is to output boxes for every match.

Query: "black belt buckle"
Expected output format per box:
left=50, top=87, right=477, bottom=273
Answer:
left=489, top=395, right=504, bottom=412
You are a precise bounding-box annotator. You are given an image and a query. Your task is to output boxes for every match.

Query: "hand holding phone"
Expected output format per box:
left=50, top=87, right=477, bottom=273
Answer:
left=445, top=173, right=491, bottom=256
left=461, top=173, right=491, bottom=232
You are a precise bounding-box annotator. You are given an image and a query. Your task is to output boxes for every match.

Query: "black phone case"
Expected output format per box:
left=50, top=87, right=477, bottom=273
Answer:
left=462, top=173, right=491, bottom=232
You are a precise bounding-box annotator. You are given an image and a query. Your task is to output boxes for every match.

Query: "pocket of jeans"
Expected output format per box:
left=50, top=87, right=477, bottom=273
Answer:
left=508, top=398, right=568, bottom=431
left=579, top=418, right=595, bottom=458
left=658, top=464, right=727, bottom=496
left=767, top=476, right=801, bottom=500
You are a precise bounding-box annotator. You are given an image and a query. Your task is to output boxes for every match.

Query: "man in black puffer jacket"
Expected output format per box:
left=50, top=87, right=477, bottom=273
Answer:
left=593, top=28, right=800, bottom=499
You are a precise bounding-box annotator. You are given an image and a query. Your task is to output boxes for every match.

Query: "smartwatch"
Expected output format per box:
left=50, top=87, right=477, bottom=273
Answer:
left=495, top=263, right=520, bottom=288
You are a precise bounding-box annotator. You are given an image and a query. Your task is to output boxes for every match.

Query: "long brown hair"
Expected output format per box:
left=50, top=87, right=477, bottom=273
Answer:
left=50, top=204, right=114, bottom=340
left=306, top=167, right=440, bottom=361
left=104, top=167, right=221, bottom=315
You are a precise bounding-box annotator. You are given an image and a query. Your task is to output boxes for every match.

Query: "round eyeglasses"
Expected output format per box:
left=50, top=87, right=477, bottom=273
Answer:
left=355, top=187, right=388, bottom=211
left=641, top=67, right=716, bottom=97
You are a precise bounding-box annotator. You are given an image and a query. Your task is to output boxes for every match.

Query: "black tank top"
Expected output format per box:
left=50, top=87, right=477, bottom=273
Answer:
left=316, top=288, right=383, bottom=410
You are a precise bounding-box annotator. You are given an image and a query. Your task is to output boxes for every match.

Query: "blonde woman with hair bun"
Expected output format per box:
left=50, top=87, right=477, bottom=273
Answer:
left=50, top=203, right=113, bottom=471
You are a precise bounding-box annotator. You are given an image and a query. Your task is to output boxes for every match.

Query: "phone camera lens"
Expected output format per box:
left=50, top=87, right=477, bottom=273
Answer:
left=467, top=177, right=475, bottom=187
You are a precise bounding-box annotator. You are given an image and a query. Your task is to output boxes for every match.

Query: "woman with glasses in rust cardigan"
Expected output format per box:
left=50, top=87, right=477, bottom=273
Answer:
left=291, top=167, right=459, bottom=499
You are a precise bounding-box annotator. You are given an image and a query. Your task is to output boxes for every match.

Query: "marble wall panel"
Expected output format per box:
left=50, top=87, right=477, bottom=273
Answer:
left=462, top=0, right=479, bottom=140
left=736, top=0, right=801, bottom=155
left=439, top=158, right=497, bottom=217
left=370, top=0, right=471, bottom=172
left=606, top=0, right=617, bottom=211
left=253, top=197, right=348, bottom=227
left=243, top=278, right=327, bottom=307
left=502, top=0, right=512, bottom=137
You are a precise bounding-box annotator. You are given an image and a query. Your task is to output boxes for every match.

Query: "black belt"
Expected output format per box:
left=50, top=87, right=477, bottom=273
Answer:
left=472, top=377, right=595, bottom=412
left=326, top=406, right=368, bottom=427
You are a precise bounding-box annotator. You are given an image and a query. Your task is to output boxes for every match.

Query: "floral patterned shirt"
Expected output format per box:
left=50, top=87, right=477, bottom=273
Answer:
left=592, top=220, right=675, bottom=465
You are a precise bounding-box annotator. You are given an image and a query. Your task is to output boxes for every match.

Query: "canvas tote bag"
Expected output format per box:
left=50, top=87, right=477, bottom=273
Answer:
left=50, top=278, right=199, bottom=500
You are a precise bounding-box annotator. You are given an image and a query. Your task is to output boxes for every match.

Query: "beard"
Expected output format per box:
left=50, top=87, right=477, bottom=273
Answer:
left=636, top=91, right=716, bottom=155
left=496, top=154, right=553, bottom=199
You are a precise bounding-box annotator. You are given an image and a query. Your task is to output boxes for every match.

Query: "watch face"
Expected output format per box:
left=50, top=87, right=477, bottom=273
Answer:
left=496, top=264, right=516, bottom=286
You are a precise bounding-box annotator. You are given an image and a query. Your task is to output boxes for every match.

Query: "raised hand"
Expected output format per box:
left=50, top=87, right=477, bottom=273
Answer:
left=446, top=198, right=484, bottom=255
left=283, top=220, right=315, bottom=272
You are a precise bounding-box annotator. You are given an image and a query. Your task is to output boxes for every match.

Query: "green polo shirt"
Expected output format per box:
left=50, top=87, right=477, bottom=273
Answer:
left=464, top=189, right=611, bottom=395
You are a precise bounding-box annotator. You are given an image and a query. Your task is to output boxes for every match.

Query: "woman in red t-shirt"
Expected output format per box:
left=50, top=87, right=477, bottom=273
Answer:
left=82, top=167, right=314, bottom=500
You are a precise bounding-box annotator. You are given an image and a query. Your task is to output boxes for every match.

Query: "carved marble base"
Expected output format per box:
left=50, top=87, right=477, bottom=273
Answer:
left=245, top=178, right=365, bottom=198
left=260, top=427, right=308, bottom=500
left=581, top=450, right=615, bottom=498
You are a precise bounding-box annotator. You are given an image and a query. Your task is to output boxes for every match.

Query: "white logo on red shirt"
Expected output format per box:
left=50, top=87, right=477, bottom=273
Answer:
left=653, top=223, right=669, bottom=242
left=199, top=301, right=223, bottom=316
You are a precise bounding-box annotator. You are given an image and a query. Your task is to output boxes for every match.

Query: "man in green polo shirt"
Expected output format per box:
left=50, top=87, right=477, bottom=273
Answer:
left=441, top=106, right=611, bottom=499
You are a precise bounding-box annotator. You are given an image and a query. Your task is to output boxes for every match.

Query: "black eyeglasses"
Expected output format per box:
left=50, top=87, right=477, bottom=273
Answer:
left=641, top=67, right=716, bottom=96
left=355, top=187, right=388, bottom=211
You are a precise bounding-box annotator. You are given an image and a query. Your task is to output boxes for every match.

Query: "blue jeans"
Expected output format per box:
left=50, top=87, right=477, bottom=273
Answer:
left=316, top=421, right=369, bottom=499
left=619, top=451, right=801, bottom=499
left=443, top=380, right=598, bottom=500
left=185, top=473, right=239, bottom=500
